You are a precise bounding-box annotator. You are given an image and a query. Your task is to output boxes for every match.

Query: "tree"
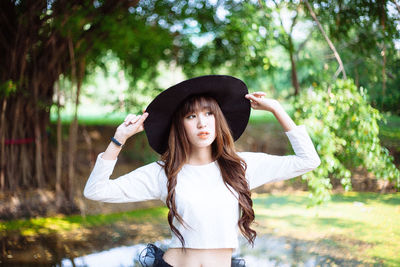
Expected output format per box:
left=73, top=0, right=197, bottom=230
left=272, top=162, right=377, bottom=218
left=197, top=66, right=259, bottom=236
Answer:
left=0, top=0, right=218, bottom=215
left=293, top=79, right=400, bottom=204
left=307, top=0, right=400, bottom=114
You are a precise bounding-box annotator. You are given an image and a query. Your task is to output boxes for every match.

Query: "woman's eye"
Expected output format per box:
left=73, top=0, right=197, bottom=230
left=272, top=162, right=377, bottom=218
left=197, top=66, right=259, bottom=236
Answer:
left=206, top=111, right=213, bottom=116
left=186, top=114, right=195, bottom=119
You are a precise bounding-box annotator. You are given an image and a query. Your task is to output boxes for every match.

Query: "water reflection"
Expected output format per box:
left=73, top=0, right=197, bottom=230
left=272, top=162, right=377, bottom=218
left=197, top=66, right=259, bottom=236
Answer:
left=61, top=244, right=146, bottom=267
left=61, top=240, right=170, bottom=267
left=60, top=234, right=366, bottom=267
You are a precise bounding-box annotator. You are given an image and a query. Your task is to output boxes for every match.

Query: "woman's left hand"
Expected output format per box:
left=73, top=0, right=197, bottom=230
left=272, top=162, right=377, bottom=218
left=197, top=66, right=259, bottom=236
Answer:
left=245, top=92, right=281, bottom=113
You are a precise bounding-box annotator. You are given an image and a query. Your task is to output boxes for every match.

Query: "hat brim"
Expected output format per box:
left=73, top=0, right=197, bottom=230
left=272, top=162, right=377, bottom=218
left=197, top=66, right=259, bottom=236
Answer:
left=144, top=75, right=250, bottom=155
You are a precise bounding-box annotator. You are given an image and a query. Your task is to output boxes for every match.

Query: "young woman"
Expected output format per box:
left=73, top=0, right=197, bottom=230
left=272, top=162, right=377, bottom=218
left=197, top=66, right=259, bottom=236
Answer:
left=83, top=75, right=321, bottom=267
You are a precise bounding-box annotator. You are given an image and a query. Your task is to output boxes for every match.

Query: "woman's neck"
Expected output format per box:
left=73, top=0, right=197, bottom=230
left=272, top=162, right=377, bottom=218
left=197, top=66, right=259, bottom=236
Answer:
left=187, top=147, right=213, bottom=165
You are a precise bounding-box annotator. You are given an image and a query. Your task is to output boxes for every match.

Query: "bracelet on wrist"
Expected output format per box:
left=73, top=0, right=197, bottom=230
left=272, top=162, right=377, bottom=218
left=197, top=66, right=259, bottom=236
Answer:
left=111, top=137, right=124, bottom=147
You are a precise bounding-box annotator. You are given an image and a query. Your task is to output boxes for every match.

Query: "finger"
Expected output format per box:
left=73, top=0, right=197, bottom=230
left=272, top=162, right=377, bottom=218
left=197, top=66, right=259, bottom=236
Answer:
left=137, top=112, right=149, bottom=125
left=124, top=114, right=135, bottom=125
left=251, top=92, right=266, bottom=97
left=126, top=114, right=135, bottom=121
left=129, top=113, right=146, bottom=126
left=126, top=114, right=139, bottom=126
left=130, top=115, right=141, bottom=124
left=124, top=113, right=133, bottom=122
left=245, top=94, right=260, bottom=102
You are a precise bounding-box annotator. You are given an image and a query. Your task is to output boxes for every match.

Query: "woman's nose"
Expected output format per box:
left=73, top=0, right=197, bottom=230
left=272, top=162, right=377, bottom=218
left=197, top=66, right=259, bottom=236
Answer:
left=197, top=115, right=206, bottom=128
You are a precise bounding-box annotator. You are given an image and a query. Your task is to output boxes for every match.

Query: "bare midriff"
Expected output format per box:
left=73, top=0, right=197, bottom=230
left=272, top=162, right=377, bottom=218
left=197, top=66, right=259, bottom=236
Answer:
left=162, top=247, right=234, bottom=267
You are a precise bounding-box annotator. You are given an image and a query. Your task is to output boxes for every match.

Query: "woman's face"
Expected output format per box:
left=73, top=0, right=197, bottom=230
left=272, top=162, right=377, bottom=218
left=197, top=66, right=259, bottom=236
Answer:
left=183, top=107, right=216, bottom=151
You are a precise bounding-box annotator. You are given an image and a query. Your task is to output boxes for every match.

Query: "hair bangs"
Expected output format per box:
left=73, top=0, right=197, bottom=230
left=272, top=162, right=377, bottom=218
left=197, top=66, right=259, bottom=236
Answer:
left=181, top=95, right=218, bottom=116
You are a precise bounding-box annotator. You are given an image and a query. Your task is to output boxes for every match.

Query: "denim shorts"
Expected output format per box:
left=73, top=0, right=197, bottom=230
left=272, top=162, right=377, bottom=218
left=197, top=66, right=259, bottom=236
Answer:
left=138, top=243, right=246, bottom=267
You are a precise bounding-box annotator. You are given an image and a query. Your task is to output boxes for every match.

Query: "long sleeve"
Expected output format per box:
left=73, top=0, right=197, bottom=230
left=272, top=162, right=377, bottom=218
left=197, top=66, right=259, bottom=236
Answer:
left=238, top=124, right=321, bottom=190
left=83, top=153, right=167, bottom=203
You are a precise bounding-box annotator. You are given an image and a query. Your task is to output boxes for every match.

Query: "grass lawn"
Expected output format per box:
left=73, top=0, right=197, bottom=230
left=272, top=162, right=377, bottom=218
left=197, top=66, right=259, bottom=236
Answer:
left=253, top=191, right=400, bottom=266
left=0, top=206, right=168, bottom=236
left=1, top=192, right=398, bottom=266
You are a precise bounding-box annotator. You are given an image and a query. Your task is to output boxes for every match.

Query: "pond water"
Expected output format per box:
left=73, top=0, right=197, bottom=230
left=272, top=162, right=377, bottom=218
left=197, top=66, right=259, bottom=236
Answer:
left=59, top=234, right=365, bottom=267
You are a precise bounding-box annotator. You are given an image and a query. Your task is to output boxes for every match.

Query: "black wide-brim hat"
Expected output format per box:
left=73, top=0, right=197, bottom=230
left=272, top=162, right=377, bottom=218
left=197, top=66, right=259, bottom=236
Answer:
left=144, top=75, right=250, bottom=155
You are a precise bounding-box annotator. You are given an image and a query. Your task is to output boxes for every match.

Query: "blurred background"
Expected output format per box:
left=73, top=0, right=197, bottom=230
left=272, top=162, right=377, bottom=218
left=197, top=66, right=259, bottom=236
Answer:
left=0, top=0, right=399, bottom=266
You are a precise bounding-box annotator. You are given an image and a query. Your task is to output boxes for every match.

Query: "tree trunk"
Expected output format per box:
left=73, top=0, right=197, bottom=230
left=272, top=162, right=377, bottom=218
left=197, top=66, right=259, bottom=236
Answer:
left=1, top=91, right=51, bottom=192
left=67, top=37, right=78, bottom=203
left=288, top=37, right=300, bottom=96
left=0, top=98, right=7, bottom=192
left=33, top=79, right=45, bottom=189
left=55, top=78, right=63, bottom=207
left=9, top=98, right=20, bottom=191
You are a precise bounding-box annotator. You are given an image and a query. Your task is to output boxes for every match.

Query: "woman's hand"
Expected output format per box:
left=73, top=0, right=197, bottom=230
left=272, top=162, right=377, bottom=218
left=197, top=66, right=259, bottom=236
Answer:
left=113, top=112, right=149, bottom=145
left=245, top=92, right=281, bottom=113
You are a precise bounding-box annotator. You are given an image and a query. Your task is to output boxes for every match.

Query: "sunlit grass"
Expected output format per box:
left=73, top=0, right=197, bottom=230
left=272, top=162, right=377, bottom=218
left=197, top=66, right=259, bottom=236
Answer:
left=50, top=111, right=128, bottom=126
left=253, top=191, right=400, bottom=266
left=0, top=206, right=168, bottom=236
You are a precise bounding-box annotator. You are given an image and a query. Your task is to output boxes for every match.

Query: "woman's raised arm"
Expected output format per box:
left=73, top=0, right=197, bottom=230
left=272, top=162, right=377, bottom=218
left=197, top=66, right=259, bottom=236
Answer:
left=245, top=92, right=296, bottom=132
left=102, top=112, right=148, bottom=160
left=243, top=93, right=321, bottom=189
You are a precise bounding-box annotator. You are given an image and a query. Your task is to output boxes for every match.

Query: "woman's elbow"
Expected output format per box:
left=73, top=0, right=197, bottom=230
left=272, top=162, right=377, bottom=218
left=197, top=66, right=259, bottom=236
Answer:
left=309, top=155, right=321, bottom=170
left=83, top=185, right=97, bottom=201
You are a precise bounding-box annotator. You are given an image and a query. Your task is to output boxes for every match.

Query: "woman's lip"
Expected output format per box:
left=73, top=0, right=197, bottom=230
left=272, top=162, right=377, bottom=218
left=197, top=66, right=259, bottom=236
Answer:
left=197, top=132, right=210, bottom=139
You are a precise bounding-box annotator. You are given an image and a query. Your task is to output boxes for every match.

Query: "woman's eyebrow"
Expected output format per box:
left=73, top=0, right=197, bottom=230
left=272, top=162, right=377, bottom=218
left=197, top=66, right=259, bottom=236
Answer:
left=200, top=106, right=211, bottom=111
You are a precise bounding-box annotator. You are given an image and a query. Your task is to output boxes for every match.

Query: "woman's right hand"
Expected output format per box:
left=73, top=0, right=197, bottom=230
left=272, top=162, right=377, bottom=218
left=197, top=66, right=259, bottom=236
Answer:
left=113, top=112, right=149, bottom=145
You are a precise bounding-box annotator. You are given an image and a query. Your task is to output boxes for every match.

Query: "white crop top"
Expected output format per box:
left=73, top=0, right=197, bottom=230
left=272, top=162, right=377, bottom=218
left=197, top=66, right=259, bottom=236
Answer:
left=83, top=124, right=321, bottom=249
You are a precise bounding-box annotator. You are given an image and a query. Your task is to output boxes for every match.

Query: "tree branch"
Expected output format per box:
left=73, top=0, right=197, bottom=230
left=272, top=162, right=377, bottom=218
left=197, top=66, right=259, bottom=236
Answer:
left=303, top=0, right=347, bottom=79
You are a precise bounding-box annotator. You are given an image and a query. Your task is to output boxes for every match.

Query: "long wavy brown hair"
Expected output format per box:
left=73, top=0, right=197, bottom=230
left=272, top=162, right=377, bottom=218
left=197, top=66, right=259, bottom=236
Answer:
left=160, top=95, right=256, bottom=248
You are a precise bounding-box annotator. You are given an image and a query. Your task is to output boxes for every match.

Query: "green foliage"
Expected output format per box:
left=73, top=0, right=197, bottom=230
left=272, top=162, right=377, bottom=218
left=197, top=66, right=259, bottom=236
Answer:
left=292, top=79, right=400, bottom=204
left=379, top=114, right=400, bottom=149
left=178, top=1, right=283, bottom=92
left=309, top=0, right=400, bottom=114
left=183, top=0, right=400, bottom=114
left=0, top=80, right=17, bottom=97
